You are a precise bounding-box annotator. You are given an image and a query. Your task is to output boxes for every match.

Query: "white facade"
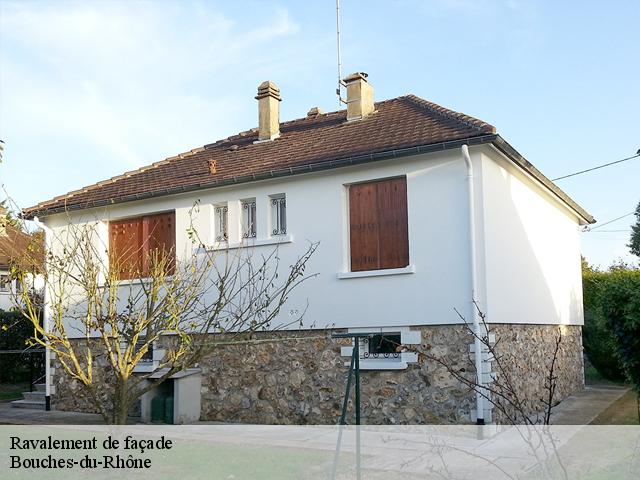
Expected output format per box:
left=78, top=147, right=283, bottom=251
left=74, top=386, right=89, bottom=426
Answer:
left=41, top=144, right=587, bottom=337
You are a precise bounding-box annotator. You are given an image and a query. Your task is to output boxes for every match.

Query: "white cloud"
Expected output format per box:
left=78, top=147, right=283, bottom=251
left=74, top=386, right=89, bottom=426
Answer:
left=0, top=1, right=301, bottom=169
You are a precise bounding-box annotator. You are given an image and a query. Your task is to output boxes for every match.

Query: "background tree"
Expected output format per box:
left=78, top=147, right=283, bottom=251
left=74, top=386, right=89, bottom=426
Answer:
left=14, top=215, right=317, bottom=424
left=629, top=200, right=640, bottom=257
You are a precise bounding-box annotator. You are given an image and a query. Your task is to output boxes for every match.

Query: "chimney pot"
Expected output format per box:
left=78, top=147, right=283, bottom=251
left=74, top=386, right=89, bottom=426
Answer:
left=255, top=80, right=281, bottom=141
left=343, top=72, right=375, bottom=121
left=307, top=107, right=324, bottom=117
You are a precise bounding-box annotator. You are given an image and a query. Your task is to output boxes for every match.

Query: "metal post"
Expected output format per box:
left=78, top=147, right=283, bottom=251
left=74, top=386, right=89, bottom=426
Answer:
left=354, top=340, right=361, bottom=425
left=339, top=348, right=356, bottom=425
left=29, top=352, right=34, bottom=392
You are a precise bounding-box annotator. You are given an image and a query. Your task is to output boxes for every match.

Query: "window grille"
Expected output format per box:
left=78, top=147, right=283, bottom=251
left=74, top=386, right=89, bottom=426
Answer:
left=270, top=195, right=286, bottom=235
left=0, top=274, right=10, bottom=292
left=242, top=200, right=257, bottom=238
left=363, top=333, right=401, bottom=359
left=214, top=205, right=228, bottom=242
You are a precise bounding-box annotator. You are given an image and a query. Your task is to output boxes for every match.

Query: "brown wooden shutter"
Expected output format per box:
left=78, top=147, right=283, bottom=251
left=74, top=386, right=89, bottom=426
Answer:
left=144, top=212, right=176, bottom=275
left=377, top=177, right=409, bottom=269
left=109, top=217, right=143, bottom=280
left=349, top=177, right=409, bottom=272
left=349, top=182, right=379, bottom=272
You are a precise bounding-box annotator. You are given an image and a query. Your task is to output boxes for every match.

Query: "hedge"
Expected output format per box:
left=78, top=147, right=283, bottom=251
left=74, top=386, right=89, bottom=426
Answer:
left=0, top=309, right=43, bottom=384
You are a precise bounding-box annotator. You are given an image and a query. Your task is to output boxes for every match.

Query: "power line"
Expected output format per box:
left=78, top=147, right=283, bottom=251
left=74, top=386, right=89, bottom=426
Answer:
left=552, top=151, right=640, bottom=181
left=583, top=211, right=635, bottom=232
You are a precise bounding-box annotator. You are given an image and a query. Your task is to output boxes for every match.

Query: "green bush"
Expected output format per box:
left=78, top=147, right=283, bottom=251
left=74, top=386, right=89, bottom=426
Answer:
left=601, top=270, right=640, bottom=391
left=582, top=271, right=626, bottom=381
left=0, top=309, right=43, bottom=383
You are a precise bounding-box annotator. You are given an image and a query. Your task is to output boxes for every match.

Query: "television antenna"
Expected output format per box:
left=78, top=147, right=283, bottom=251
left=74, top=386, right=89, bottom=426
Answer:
left=335, top=0, right=347, bottom=106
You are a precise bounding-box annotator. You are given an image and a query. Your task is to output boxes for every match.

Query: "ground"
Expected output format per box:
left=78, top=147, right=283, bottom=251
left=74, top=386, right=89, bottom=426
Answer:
left=0, top=382, right=28, bottom=401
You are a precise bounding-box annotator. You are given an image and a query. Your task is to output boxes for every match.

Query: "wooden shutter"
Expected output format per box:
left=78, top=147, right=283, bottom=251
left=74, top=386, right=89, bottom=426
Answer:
left=378, top=177, right=409, bottom=269
left=144, top=212, right=176, bottom=275
left=349, top=182, right=380, bottom=272
left=349, top=177, right=409, bottom=272
left=109, top=217, right=144, bottom=280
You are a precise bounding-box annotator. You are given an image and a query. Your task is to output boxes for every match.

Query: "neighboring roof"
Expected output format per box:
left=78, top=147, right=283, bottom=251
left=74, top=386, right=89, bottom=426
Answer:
left=23, top=94, right=594, bottom=223
left=0, top=225, right=44, bottom=272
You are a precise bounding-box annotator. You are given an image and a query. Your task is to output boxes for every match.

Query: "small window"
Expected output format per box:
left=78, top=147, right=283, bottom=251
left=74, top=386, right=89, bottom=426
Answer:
left=135, top=339, right=154, bottom=363
left=241, top=199, right=257, bottom=238
left=0, top=274, right=10, bottom=292
left=270, top=194, right=286, bottom=236
left=214, top=204, right=228, bottom=242
left=364, top=333, right=401, bottom=359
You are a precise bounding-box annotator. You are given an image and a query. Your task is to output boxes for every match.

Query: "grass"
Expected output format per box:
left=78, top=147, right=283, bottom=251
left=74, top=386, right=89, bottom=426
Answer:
left=590, top=389, right=640, bottom=425
left=0, top=382, right=29, bottom=401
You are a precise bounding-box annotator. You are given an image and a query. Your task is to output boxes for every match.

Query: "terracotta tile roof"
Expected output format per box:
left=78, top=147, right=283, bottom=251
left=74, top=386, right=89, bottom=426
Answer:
left=0, top=225, right=44, bottom=272
left=22, top=94, right=593, bottom=223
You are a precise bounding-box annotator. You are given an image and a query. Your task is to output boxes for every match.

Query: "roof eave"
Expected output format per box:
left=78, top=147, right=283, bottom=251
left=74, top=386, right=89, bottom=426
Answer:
left=23, top=132, right=594, bottom=226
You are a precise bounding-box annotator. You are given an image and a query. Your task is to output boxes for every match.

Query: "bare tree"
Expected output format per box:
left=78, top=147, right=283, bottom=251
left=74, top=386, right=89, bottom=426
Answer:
left=411, top=303, right=565, bottom=426
left=13, top=208, right=317, bottom=424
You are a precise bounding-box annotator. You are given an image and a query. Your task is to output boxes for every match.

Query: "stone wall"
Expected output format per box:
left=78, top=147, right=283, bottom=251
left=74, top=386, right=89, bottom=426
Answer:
left=50, top=324, right=584, bottom=424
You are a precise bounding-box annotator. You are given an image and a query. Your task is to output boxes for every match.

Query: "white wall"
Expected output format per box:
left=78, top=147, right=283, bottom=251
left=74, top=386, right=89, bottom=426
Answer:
left=479, top=146, right=584, bottom=326
left=44, top=149, right=475, bottom=335
left=41, top=144, right=586, bottom=336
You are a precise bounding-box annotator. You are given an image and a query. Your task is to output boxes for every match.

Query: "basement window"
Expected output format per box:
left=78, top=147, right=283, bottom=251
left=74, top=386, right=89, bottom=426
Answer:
left=241, top=199, right=257, bottom=238
left=364, top=333, right=402, bottom=359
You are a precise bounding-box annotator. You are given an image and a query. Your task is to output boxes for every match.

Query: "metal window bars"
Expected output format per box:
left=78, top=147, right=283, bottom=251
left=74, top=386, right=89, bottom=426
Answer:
left=242, top=201, right=257, bottom=238
left=215, top=206, right=228, bottom=242
left=271, top=196, right=286, bottom=235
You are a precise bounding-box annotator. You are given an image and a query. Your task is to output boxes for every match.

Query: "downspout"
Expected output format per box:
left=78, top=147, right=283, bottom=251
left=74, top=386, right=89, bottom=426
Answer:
left=33, top=216, right=51, bottom=411
left=461, top=145, right=485, bottom=425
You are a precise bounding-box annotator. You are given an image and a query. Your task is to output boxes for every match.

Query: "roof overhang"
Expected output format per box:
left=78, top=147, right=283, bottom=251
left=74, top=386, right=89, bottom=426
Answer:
left=23, top=133, right=594, bottom=224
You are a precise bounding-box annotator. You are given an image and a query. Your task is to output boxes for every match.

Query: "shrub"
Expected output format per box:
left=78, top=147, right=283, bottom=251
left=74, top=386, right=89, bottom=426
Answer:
left=582, top=271, right=626, bottom=381
left=0, top=309, right=43, bottom=383
left=601, top=270, right=640, bottom=391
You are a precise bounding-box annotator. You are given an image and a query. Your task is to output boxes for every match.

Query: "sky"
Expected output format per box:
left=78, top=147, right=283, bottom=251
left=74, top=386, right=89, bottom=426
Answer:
left=0, top=0, right=638, bottom=268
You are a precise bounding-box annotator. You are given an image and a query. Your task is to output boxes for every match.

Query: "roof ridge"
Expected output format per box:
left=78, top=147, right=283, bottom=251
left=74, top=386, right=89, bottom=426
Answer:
left=401, top=94, right=496, bottom=134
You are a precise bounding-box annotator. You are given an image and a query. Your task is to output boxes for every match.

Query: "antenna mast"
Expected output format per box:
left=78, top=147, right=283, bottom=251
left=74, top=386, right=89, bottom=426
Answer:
left=336, top=0, right=346, bottom=105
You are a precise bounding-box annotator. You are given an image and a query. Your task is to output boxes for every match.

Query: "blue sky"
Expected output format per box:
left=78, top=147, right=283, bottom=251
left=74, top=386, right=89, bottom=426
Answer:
left=0, top=0, right=638, bottom=268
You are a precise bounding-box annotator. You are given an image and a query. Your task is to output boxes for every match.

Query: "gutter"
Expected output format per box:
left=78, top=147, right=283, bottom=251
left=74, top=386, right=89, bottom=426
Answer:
left=461, top=145, right=486, bottom=425
left=23, top=135, right=498, bottom=219
left=31, top=216, right=52, bottom=411
left=23, top=134, right=594, bottom=225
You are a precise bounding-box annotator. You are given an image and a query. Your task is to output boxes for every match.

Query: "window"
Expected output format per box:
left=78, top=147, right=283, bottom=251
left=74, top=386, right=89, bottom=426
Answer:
left=241, top=199, right=257, bottom=238
left=364, top=334, right=401, bottom=359
left=214, top=204, right=228, bottom=242
left=109, top=211, right=176, bottom=280
left=0, top=274, right=10, bottom=292
left=348, top=177, right=409, bottom=272
left=270, top=194, right=286, bottom=236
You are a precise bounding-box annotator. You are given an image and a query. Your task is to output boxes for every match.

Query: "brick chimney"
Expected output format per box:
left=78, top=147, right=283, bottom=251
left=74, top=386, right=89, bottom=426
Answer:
left=255, top=81, right=281, bottom=141
left=343, top=72, right=374, bottom=121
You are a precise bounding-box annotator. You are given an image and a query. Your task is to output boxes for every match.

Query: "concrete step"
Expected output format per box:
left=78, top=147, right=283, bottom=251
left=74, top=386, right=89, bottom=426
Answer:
left=10, top=399, right=46, bottom=410
left=22, top=391, right=45, bottom=402
left=34, top=383, right=46, bottom=392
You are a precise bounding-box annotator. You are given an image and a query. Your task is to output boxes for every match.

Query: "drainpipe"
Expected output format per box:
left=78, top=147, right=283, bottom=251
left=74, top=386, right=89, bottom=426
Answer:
left=33, top=216, right=51, bottom=411
left=461, top=145, right=485, bottom=425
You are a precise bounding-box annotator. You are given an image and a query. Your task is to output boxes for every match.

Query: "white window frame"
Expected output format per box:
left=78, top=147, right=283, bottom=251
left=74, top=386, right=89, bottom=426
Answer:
left=214, top=203, right=228, bottom=242
left=0, top=273, right=10, bottom=293
left=241, top=198, right=257, bottom=239
left=340, top=327, right=420, bottom=370
left=269, top=194, right=287, bottom=236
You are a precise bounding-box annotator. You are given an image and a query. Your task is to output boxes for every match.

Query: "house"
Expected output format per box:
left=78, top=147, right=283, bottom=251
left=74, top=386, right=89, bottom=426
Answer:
left=0, top=207, right=43, bottom=311
left=23, top=73, right=594, bottom=424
